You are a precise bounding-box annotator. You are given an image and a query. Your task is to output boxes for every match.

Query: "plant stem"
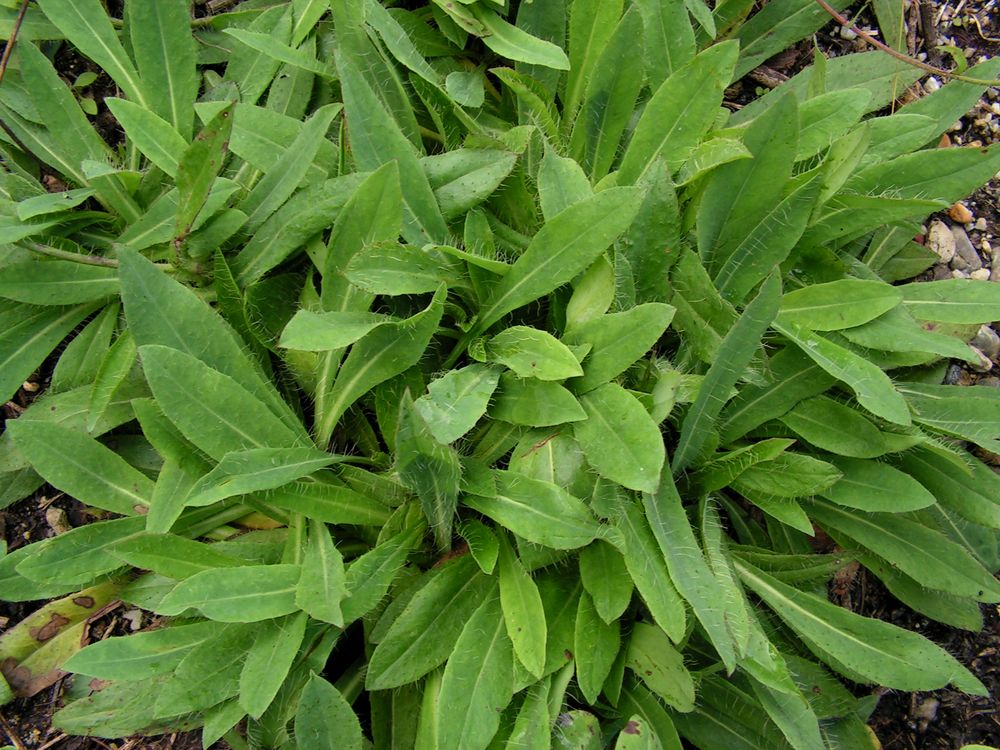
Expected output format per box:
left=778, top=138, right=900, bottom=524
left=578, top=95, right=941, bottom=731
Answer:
left=813, top=0, right=1000, bottom=86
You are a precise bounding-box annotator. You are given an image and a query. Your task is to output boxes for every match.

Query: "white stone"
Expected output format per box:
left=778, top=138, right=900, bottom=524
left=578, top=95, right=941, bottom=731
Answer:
left=971, top=268, right=992, bottom=280
left=928, top=220, right=956, bottom=263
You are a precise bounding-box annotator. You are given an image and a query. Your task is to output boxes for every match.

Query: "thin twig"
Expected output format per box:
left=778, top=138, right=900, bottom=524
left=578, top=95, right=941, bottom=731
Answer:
left=814, top=0, right=1000, bottom=86
left=0, top=0, right=35, bottom=157
left=0, top=712, right=27, bottom=750
left=36, top=733, right=68, bottom=750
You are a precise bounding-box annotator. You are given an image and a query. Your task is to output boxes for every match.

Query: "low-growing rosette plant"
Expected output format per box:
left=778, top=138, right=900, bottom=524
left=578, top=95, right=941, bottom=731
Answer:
left=1, top=0, right=1000, bottom=748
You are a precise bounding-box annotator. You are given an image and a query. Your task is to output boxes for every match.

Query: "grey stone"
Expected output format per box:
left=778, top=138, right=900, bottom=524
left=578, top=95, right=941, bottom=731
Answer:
left=972, top=324, right=1000, bottom=360
left=950, top=226, right=983, bottom=271
left=928, top=220, right=956, bottom=263
left=969, top=346, right=994, bottom=373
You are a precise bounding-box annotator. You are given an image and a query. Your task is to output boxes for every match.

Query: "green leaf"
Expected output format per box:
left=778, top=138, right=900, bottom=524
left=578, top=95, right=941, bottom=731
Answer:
left=16, top=188, right=95, bottom=221
left=118, top=248, right=303, bottom=439
left=470, top=5, right=570, bottom=70
left=565, top=303, right=676, bottom=394
left=774, top=321, right=911, bottom=426
left=615, top=716, right=663, bottom=750
left=575, top=591, right=620, bottom=704
left=336, top=54, right=447, bottom=245
left=157, top=564, right=301, bottom=622
left=111, top=533, right=246, bottom=580
left=901, top=279, right=1000, bottom=324
left=264, top=476, right=392, bottom=527
left=565, top=0, right=623, bottom=122
left=575, top=383, right=665, bottom=493
left=86, top=331, right=137, bottom=434
left=634, top=0, right=695, bottom=89
left=579, top=540, right=633, bottom=624
left=238, top=611, right=307, bottom=718
left=777, top=279, right=902, bottom=331
left=485, top=327, right=583, bottom=381
left=569, top=7, right=644, bottom=181
left=736, top=560, right=986, bottom=694
left=414, top=365, right=501, bottom=444
left=778, top=396, right=889, bottom=458
left=460, top=519, right=500, bottom=575
left=341, top=527, right=421, bottom=625
left=139, top=345, right=301, bottom=461
left=36, top=0, right=148, bottom=109
left=900, top=383, right=1000, bottom=454
left=345, top=243, right=462, bottom=295
left=626, top=622, right=695, bottom=712
left=367, top=555, right=491, bottom=690
left=396, top=397, right=462, bottom=550
left=616, top=501, right=686, bottom=642
left=15, top=516, right=145, bottom=585
left=7, top=421, right=150, bottom=516
left=279, top=311, right=392, bottom=351
left=839, top=305, right=978, bottom=365
left=0, top=303, right=96, bottom=401
left=491, top=374, right=588, bottom=427
left=898, top=448, right=1000, bottom=529
left=319, top=286, right=445, bottom=437
left=806, top=499, right=1000, bottom=602
left=643, top=477, right=737, bottom=670
left=497, top=533, right=547, bottom=678
left=673, top=274, right=781, bottom=473
left=296, top=518, right=347, bottom=626
left=240, top=104, right=340, bottom=234
left=0, top=260, right=116, bottom=306
left=537, top=146, right=593, bottom=221
left=435, top=592, right=514, bottom=750
left=818, top=458, right=936, bottom=512
left=733, top=453, right=842, bottom=498
left=126, top=0, right=199, bottom=138
left=186, top=447, right=338, bottom=507
left=84, top=101, right=179, bottom=173
left=295, top=675, right=364, bottom=750
left=472, top=188, right=644, bottom=337
left=465, top=471, right=602, bottom=550
left=175, top=102, right=234, bottom=240
left=618, top=41, right=738, bottom=183
left=423, top=149, right=518, bottom=220
left=445, top=70, right=485, bottom=107
left=64, top=621, right=217, bottom=681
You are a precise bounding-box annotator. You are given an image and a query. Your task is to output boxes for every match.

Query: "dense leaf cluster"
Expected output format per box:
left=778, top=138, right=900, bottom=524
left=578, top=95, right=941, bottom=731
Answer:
left=1, top=0, right=999, bottom=748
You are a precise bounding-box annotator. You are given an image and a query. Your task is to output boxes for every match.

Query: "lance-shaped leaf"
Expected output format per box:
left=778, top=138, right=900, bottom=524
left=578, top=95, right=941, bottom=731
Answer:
left=579, top=540, right=633, bottom=624
left=279, top=311, right=392, bottom=351
left=643, top=475, right=737, bottom=670
left=239, top=611, right=308, bottom=718
left=497, top=532, right=546, bottom=678
left=139, top=345, right=303, bottom=461
left=186, top=447, right=339, bottom=507
left=345, top=243, right=463, bottom=295
left=469, top=4, right=569, bottom=70
left=111, top=533, right=247, bottom=580
left=8, top=421, right=151, bottom=516
left=776, top=279, right=902, bottom=331
left=319, top=286, right=445, bottom=437
left=472, top=188, right=643, bottom=337
left=414, top=365, right=501, bottom=444
left=899, top=382, right=1000, bottom=453
left=617, top=41, right=738, bottom=183
left=337, top=53, right=447, bottom=244
left=296, top=518, right=348, bottom=626
left=565, top=303, right=675, bottom=394
left=839, top=306, right=979, bottom=365
left=673, top=274, right=780, bottom=474
left=35, top=0, right=148, bottom=108
left=805, top=499, right=1000, bottom=602
left=0, top=260, right=118, bottom=306
left=0, top=303, right=97, bottom=402
left=14, top=516, right=145, bottom=585
left=396, top=396, right=462, bottom=550
left=263, top=476, right=391, bottom=527
left=483, top=327, right=582, bottom=381
left=818, top=457, right=936, bottom=512
left=64, top=621, right=218, bottom=681
left=367, top=555, right=491, bottom=690
left=575, top=383, right=665, bottom=493
left=779, top=396, right=890, bottom=458
left=626, top=622, right=695, bottom=712
left=176, top=103, right=234, bottom=241
left=774, top=321, right=911, bottom=426
left=897, top=448, right=1000, bottom=529
left=341, top=527, right=421, bottom=625
left=735, top=561, right=986, bottom=694
left=423, top=149, right=518, bottom=221
left=126, top=0, right=199, bottom=138
left=615, top=501, right=686, bottom=642
left=490, top=375, right=587, bottom=427
left=436, top=593, right=514, bottom=750
left=157, top=564, right=301, bottom=622
left=118, top=249, right=305, bottom=438
left=465, top=471, right=602, bottom=550
left=575, top=591, right=621, bottom=704
left=901, top=278, right=1000, bottom=324
left=296, top=675, right=364, bottom=750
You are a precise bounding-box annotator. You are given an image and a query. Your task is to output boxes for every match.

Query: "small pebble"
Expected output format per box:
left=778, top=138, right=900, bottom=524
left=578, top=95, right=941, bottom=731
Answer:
left=969, top=346, right=994, bottom=372
left=839, top=25, right=858, bottom=40
left=950, top=119, right=964, bottom=132
left=949, top=202, right=974, bottom=224
left=972, top=325, right=1000, bottom=360
left=982, top=239, right=993, bottom=256
left=924, top=76, right=942, bottom=93
left=952, top=269, right=970, bottom=278
left=21, top=381, right=38, bottom=393
left=122, top=609, right=144, bottom=631
left=45, top=506, right=72, bottom=535
left=951, top=226, right=983, bottom=271
left=971, top=268, right=992, bottom=281
left=976, top=218, right=989, bottom=231
left=913, top=697, right=940, bottom=733
left=928, top=220, right=956, bottom=263
left=991, top=263, right=1000, bottom=283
